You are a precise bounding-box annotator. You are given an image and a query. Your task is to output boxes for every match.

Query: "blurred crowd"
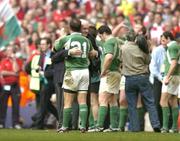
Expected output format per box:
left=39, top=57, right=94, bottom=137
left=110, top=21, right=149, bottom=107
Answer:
left=0, top=0, right=179, bottom=59
left=0, top=0, right=179, bottom=131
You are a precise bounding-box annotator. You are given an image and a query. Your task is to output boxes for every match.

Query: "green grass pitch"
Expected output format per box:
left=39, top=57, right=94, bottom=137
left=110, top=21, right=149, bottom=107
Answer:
left=0, top=129, right=180, bottom=141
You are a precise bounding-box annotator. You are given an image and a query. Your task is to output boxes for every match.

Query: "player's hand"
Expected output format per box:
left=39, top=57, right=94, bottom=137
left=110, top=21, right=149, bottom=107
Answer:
left=89, top=50, right=98, bottom=58
left=100, top=70, right=109, bottom=78
left=69, top=48, right=82, bottom=56
left=164, top=76, right=172, bottom=85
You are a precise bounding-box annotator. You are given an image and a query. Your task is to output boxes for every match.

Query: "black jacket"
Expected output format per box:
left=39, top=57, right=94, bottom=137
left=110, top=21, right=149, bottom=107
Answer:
left=51, top=49, right=68, bottom=84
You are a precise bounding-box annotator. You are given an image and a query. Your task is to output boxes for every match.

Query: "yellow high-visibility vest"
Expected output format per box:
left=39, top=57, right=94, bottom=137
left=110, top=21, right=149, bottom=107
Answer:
left=29, top=55, right=40, bottom=91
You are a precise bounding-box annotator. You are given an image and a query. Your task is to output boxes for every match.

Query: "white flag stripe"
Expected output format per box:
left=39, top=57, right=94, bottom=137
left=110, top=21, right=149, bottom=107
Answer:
left=0, top=0, right=14, bottom=22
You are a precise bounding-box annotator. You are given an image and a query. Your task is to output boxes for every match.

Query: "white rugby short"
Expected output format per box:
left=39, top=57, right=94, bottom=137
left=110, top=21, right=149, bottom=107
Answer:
left=99, top=71, right=121, bottom=94
left=162, top=75, right=180, bottom=98
left=63, top=69, right=89, bottom=93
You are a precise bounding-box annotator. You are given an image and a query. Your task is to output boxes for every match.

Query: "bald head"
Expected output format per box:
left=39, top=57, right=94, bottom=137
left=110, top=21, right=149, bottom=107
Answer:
left=80, top=19, right=89, bottom=36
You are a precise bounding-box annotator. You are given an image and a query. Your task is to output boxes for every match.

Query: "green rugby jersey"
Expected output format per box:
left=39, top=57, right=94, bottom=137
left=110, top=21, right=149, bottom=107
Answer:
left=101, top=37, right=121, bottom=72
left=55, top=33, right=93, bottom=70
left=164, top=41, right=180, bottom=75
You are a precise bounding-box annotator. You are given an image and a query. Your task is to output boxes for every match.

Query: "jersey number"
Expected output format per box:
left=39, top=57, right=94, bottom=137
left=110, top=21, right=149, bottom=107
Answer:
left=71, top=41, right=87, bottom=58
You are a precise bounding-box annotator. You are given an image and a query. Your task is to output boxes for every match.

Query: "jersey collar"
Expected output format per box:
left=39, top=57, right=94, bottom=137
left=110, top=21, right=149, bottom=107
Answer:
left=71, top=32, right=82, bottom=35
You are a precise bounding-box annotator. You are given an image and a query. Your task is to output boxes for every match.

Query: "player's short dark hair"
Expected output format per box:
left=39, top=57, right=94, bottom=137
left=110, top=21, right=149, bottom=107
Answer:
left=69, top=18, right=81, bottom=32
left=162, top=31, right=174, bottom=41
left=98, top=25, right=112, bottom=35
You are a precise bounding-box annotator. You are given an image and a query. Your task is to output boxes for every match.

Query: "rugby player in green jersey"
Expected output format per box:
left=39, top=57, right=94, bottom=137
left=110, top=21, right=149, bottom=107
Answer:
left=54, top=18, right=97, bottom=133
left=96, top=25, right=121, bottom=132
left=160, top=31, right=180, bottom=133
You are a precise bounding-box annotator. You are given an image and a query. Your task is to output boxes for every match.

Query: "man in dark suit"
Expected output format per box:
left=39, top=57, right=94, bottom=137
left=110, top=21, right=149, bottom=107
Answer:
left=31, top=37, right=58, bottom=129
left=51, top=49, right=67, bottom=129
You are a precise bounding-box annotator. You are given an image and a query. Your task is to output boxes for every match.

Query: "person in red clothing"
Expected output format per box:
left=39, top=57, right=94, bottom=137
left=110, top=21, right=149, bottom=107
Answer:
left=0, top=45, right=22, bottom=129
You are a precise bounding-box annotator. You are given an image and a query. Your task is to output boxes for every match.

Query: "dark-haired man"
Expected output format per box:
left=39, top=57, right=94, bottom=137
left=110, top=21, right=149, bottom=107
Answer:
left=96, top=25, right=121, bottom=132
left=31, top=37, right=58, bottom=129
left=160, top=31, right=180, bottom=133
left=54, top=18, right=96, bottom=133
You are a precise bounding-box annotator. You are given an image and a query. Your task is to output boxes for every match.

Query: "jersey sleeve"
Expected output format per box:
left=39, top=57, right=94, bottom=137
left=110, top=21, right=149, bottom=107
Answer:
left=169, top=44, right=179, bottom=60
left=54, top=37, right=66, bottom=51
left=104, top=42, right=114, bottom=55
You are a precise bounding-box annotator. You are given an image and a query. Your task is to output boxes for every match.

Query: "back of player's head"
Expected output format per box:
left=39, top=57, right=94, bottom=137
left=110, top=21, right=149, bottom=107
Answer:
left=69, top=18, right=81, bottom=32
left=98, top=25, right=112, bottom=35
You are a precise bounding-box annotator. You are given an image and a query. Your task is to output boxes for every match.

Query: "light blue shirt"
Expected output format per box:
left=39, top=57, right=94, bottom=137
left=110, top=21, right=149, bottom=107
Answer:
left=43, top=49, right=51, bottom=70
left=149, top=45, right=166, bottom=83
